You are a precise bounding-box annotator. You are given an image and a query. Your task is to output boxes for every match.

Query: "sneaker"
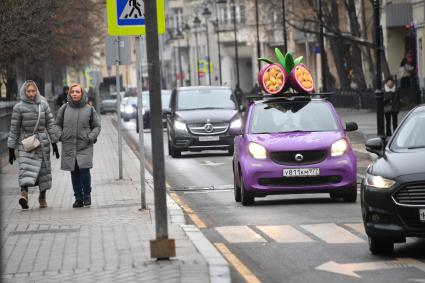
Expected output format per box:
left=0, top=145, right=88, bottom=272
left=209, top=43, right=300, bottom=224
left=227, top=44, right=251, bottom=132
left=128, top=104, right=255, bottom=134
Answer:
left=72, top=200, right=84, bottom=208
left=83, top=198, right=91, bottom=207
left=19, top=191, right=29, bottom=209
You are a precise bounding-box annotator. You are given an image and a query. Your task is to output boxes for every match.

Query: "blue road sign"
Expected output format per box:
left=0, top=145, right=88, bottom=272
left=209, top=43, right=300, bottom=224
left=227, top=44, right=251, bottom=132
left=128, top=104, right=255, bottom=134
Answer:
left=116, top=0, right=145, bottom=26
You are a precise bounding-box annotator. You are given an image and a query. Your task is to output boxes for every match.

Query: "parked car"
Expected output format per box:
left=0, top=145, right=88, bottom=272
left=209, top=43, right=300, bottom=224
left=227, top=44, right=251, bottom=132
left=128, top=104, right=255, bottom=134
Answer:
left=136, top=90, right=172, bottom=133
left=361, top=105, right=425, bottom=255
left=232, top=95, right=358, bottom=206
left=120, top=96, right=138, bottom=121
left=166, top=86, right=242, bottom=157
left=100, top=91, right=125, bottom=114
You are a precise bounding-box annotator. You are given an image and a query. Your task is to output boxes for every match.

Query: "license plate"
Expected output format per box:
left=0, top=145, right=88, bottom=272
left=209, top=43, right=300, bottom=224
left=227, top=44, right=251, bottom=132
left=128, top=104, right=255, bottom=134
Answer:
left=420, top=209, right=425, bottom=222
left=199, top=136, right=219, bottom=142
left=283, top=168, right=320, bottom=177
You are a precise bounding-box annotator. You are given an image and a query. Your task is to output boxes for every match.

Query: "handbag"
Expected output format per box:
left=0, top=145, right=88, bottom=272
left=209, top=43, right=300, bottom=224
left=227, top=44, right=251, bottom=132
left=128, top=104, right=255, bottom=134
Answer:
left=21, top=104, right=41, bottom=152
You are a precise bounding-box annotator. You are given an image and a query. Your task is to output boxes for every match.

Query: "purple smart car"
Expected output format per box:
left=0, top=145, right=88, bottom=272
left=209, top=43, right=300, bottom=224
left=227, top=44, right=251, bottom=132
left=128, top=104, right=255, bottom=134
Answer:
left=231, top=96, right=359, bottom=206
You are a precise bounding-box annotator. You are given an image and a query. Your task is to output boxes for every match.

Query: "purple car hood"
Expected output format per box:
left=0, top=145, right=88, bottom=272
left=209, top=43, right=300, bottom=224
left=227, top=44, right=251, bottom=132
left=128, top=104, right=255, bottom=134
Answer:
left=248, top=131, right=345, bottom=151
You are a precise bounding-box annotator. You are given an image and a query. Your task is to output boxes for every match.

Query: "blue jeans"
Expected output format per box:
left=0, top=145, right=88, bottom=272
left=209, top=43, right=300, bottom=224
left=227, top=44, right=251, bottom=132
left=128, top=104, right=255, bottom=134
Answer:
left=71, top=161, right=91, bottom=201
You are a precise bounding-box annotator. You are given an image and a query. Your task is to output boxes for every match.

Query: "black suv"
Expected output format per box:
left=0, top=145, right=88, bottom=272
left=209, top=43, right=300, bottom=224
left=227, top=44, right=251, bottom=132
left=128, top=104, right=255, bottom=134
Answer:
left=167, top=86, right=242, bottom=158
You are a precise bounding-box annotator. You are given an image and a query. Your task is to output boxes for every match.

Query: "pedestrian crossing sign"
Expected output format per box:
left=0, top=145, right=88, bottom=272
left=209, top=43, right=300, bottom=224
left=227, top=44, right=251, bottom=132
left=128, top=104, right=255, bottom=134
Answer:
left=106, top=0, right=165, bottom=36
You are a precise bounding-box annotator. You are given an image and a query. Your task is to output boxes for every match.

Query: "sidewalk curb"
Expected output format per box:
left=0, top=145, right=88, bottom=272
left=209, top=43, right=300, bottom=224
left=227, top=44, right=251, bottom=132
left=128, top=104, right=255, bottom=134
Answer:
left=181, top=225, right=231, bottom=283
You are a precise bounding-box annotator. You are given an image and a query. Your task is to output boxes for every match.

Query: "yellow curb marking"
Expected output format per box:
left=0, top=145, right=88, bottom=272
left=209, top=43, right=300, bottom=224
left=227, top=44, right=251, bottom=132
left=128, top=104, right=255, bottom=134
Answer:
left=169, top=191, right=207, bottom=229
left=214, top=242, right=262, bottom=283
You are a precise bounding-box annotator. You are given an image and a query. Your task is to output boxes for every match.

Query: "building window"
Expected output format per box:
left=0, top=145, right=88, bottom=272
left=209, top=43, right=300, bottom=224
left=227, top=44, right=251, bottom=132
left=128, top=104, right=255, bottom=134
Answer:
left=173, top=8, right=183, bottom=30
left=218, top=1, right=244, bottom=25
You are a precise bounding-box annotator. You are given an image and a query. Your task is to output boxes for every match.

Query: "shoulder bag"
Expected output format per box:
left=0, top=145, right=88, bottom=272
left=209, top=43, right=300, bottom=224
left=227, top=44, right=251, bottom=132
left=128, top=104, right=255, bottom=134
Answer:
left=21, top=104, right=41, bottom=152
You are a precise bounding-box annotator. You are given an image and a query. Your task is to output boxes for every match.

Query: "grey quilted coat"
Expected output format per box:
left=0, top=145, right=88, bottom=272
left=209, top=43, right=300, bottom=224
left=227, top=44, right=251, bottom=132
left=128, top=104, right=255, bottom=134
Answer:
left=7, top=83, right=58, bottom=191
left=55, top=93, right=101, bottom=171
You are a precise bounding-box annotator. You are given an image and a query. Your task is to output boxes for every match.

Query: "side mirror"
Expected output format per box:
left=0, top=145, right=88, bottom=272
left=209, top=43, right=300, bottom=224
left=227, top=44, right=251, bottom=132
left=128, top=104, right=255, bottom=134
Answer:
left=365, top=137, right=385, bottom=156
left=228, top=127, right=242, bottom=136
left=345, top=122, right=358, bottom=132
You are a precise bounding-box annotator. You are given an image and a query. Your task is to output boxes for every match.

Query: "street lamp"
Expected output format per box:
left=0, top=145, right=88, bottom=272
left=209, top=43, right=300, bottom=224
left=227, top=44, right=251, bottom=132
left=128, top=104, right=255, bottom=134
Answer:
left=175, top=29, right=184, bottom=87
left=214, top=1, right=223, bottom=85
left=182, top=23, right=192, bottom=86
left=255, top=0, right=261, bottom=71
left=318, top=0, right=328, bottom=92
left=374, top=0, right=385, bottom=137
left=193, top=16, right=201, bottom=85
left=281, top=0, right=288, bottom=53
left=202, top=7, right=212, bottom=85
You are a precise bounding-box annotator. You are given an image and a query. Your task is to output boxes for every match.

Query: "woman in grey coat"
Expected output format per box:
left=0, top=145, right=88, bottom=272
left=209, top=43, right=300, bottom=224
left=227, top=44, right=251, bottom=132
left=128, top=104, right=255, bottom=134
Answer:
left=8, top=80, right=60, bottom=209
left=56, top=83, right=101, bottom=208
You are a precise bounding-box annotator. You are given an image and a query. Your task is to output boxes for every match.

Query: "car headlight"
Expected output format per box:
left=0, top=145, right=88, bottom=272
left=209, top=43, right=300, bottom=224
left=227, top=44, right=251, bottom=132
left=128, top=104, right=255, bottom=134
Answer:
left=248, top=142, right=267, bottom=159
left=174, top=120, right=187, bottom=132
left=365, top=172, right=396, bottom=189
left=230, top=117, right=242, bottom=129
left=125, top=105, right=134, bottom=114
left=331, top=139, right=348, bottom=157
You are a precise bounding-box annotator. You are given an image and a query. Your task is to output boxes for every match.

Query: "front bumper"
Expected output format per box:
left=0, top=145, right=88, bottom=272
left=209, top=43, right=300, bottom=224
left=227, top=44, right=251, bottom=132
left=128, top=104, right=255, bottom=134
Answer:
left=171, top=130, right=234, bottom=152
left=240, top=153, right=357, bottom=196
left=361, top=178, right=425, bottom=239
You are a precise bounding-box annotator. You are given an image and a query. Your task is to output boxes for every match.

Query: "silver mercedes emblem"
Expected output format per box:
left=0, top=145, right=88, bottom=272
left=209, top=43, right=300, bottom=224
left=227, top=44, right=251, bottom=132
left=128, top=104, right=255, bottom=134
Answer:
left=294, top=153, right=304, bottom=162
left=204, top=123, right=214, bottom=133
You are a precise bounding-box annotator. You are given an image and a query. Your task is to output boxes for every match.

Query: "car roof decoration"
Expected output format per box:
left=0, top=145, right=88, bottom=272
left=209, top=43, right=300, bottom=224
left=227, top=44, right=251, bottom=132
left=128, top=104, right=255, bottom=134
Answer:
left=258, top=48, right=315, bottom=96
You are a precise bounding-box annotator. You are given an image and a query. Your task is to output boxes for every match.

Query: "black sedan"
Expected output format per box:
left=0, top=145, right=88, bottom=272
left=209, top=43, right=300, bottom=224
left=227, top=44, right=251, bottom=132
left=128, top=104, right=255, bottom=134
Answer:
left=361, top=105, right=425, bottom=254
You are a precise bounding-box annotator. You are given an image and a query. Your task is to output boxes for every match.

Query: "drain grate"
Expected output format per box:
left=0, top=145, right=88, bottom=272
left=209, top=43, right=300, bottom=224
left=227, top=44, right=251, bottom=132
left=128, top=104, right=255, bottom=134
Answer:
left=169, top=184, right=234, bottom=192
left=10, top=228, right=80, bottom=235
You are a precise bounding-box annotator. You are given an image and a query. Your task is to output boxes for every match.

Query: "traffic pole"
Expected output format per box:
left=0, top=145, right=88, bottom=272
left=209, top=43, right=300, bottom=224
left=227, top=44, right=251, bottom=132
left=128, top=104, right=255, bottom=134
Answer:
left=144, top=0, right=176, bottom=259
left=115, top=36, right=123, bottom=180
left=136, top=36, right=146, bottom=210
left=374, top=0, right=385, bottom=137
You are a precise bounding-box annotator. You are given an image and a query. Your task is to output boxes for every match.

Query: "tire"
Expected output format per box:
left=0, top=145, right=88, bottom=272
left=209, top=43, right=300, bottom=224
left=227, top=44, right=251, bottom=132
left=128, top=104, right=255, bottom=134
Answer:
left=240, top=176, right=254, bottom=206
left=169, top=143, right=181, bottom=158
left=233, top=165, right=241, bottom=202
left=342, top=186, right=357, bottom=203
left=123, top=117, right=129, bottom=122
left=369, top=236, right=394, bottom=255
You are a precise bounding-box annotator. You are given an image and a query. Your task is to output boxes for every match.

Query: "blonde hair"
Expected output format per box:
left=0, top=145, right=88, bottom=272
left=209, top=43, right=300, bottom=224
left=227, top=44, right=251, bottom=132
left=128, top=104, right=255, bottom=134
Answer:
left=69, top=83, right=84, bottom=96
left=24, top=80, right=37, bottom=92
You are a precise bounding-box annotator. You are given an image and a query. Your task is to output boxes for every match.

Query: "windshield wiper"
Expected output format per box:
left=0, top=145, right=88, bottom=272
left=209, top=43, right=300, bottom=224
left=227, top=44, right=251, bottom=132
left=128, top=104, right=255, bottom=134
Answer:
left=407, top=146, right=425, bottom=149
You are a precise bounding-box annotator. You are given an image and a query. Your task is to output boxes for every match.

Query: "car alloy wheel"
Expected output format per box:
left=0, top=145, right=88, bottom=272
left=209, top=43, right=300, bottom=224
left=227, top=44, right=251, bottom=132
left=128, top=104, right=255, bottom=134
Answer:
left=233, top=164, right=241, bottom=202
left=368, top=236, right=394, bottom=255
left=240, top=176, right=254, bottom=206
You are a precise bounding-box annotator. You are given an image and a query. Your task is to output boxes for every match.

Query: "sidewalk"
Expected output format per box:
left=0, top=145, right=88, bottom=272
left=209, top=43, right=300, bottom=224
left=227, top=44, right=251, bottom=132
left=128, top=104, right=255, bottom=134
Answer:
left=1, top=116, right=230, bottom=283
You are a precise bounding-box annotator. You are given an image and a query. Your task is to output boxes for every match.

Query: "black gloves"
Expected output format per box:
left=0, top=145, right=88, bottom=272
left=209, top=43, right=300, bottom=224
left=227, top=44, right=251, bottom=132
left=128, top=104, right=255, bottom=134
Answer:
left=8, top=148, right=16, bottom=165
left=52, top=143, right=60, bottom=159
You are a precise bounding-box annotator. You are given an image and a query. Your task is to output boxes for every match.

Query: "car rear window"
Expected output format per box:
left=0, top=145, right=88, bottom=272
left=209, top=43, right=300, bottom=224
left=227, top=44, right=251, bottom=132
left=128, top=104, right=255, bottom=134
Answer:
left=392, top=111, right=425, bottom=150
left=177, top=89, right=236, bottom=110
left=249, top=100, right=339, bottom=134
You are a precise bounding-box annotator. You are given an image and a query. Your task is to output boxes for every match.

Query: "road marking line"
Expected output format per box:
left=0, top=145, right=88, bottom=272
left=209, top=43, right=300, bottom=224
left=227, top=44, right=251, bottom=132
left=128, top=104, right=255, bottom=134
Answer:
left=169, top=192, right=207, bottom=229
left=301, top=223, right=365, bottom=244
left=214, top=243, right=262, bottom=283
left=344, top=223, right=367, bottom=237
left=216, top=226, right=266, bottom=243
left=316, top=258, right=425, bottom=278
left=257, top=225, right=314, bottom=243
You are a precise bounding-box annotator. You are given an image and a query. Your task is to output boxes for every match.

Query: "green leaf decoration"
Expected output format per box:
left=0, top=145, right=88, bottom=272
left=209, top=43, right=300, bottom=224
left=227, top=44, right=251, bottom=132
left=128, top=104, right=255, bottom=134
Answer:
left=274, top=48, right=286, bottom=70
left=294, top=56, right=304, bottom=65
left=284, top=52, right=294, bottom=73
left=257, top=57, right=275, bottom=65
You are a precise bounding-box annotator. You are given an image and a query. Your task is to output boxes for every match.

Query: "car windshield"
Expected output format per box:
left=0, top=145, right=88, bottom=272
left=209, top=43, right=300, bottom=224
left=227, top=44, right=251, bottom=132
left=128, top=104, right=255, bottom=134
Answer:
left=249, top=100, right=339, bottom=134
left=177, top=89, right=236, bottom=110
left=391, top=111, right=425, bottom=150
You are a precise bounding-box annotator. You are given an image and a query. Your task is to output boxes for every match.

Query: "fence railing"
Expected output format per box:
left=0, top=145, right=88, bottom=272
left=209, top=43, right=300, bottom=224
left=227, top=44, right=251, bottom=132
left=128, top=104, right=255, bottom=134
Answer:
left=0, top=101, right=17, bottom=155
left=327, top=88, right=423, bottom=110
